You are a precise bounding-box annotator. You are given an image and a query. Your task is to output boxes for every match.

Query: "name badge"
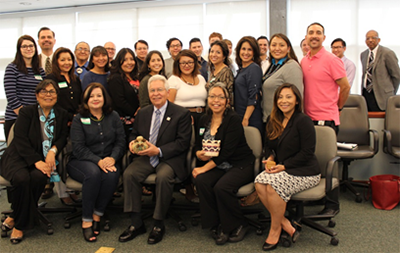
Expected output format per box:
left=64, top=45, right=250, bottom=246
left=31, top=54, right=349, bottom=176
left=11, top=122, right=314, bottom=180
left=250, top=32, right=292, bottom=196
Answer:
left=81, top=118, right=91, bottom=125
left=34, top=75, right=43, bottom=80
left=199, top=128, right=205, bottom=136
left=58, top=82, right=68, bottom=89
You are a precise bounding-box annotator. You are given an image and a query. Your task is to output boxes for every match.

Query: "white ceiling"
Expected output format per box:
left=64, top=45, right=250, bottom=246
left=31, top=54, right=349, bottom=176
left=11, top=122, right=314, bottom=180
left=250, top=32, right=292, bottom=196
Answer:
left=0, top=0, right=156, bottom=14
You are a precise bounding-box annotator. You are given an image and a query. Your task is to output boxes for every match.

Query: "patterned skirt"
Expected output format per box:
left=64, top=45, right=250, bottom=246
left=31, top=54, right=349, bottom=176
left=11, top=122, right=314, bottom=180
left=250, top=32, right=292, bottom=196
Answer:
left=255, top=171, right=321, bottom=202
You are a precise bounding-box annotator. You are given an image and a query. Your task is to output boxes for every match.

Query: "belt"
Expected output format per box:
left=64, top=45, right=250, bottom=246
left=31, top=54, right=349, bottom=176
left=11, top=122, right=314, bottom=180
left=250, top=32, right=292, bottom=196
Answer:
left=312, top=120, right=335, bottom=126
left=187, top=107, right=205, bottom=113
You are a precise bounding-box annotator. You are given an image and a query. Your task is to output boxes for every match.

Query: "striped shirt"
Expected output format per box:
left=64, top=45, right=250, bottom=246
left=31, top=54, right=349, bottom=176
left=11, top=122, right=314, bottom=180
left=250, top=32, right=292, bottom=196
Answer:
left=4, top=63, right=46, bottom=120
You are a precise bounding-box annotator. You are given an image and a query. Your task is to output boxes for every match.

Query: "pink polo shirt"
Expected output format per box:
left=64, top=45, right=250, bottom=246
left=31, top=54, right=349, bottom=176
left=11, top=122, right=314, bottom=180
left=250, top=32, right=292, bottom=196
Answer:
left=301, top=47, right=346, bottom=125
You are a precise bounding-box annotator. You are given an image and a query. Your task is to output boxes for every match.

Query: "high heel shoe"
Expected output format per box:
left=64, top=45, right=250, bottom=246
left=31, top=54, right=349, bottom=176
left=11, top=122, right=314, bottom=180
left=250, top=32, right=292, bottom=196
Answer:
left=9, top=229, right=23, bottom=244
left=93, top=221, right=101, bottom=235
left=291, top=227, right=300, bottom=243
left=1, top=221, right=14, bottom=238
left=262, top=241, right=278, bottom=251
left=82, top=227, right=97, bottom=242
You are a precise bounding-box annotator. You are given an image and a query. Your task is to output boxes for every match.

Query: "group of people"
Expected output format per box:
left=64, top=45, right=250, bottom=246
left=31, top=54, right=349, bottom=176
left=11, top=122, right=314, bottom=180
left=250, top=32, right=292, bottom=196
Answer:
left=1, top=21, right=399, bottom=251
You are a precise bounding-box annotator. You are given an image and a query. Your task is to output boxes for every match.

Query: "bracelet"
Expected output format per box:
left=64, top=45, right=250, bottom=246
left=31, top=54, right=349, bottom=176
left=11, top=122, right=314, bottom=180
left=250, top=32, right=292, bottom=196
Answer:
left=49, top=148, right=57, bottom=154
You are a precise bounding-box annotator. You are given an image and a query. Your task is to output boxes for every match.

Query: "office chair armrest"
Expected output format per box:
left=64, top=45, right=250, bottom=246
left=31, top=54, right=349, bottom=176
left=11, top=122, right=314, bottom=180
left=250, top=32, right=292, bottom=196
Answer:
left=382, top=129, right=392, bottom=154
left=369, top=129, right=379, bottom=154
left=325, top=156, right=341, bottom=193
left=57, top=147, right=72, bottom=184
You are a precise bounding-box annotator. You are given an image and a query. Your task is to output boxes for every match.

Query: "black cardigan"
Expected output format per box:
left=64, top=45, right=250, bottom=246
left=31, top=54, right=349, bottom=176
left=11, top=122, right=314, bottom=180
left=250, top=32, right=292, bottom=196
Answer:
left=265, top=111, right=320, bottom=176
left=195, top=108, right=254, bottom=168
left=108, top=74, right=140, bottom=118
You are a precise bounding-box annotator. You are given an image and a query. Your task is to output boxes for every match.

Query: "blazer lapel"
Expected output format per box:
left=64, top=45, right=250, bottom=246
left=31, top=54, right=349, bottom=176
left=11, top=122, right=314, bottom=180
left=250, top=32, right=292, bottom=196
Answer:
left=372, top=47, right=382, bottom=72
left=278, top=113, right=296, bottom=146
left=144, top=107, right=153, bottom=140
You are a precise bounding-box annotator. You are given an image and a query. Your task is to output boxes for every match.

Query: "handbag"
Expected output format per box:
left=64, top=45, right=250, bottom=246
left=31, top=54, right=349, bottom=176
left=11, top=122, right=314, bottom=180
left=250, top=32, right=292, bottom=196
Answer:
left=368, top=174, right=400, bottom=210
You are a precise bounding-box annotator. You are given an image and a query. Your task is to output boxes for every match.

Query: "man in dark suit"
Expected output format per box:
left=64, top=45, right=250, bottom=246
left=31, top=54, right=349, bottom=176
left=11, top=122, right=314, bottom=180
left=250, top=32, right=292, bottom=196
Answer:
left=361, top=30, right=400, bottom=111
left=119, top=75, right=192, bottom=245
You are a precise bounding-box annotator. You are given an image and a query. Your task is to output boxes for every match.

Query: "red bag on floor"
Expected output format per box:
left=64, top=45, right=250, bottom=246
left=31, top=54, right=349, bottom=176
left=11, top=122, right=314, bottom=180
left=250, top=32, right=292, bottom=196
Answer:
left=368, top=175, right=400, bottom=210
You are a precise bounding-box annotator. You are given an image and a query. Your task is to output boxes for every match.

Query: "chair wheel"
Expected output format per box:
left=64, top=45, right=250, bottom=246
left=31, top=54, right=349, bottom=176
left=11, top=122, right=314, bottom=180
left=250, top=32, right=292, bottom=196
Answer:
left=47, top=228, right=54, bottom=235
left=256, top=229, right=263, bottom=235
left=104, top=223, right=110, bottom=232
left=355, top=196, right=362, bottom=203
left=178, top=223, right=187, bottom=232
left=64, top=222, right=71, bottom=229
left=191, top=219, right=198, bottom=226
left=328, top=220, right=336, bottom=228
left=330, top=237, right=339, bottom=246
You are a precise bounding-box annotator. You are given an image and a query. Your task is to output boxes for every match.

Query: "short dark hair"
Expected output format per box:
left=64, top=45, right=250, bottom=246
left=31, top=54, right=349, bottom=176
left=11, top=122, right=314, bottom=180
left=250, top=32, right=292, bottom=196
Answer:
left=173, top=50, right=200, bottom=78
left=300, top=39, right=306, bottom=47
left=13, top=35, right=41, bottom=75
left=79, top=82, right=113, bottom=117
left=88, top=46, right=110, bottom=72
left=134, top=40, right=148, bottom=50
left=307, top=22, right=325, bottom=34
left=257, top=36, right=269, bottom=43
left=189, top=38, right=202, bottom=47
left=35, top=79, right=59, bottom=95
left=51, top=47, right=77, bottom=83
left=38, top=27, right=55, bottom=38
left=235, top=36, right=261, bottom=68
left=331, top=38, right=346, bottom=47
left=166, top=38, right=182, bottom=49
left=139, top=50, right=166, bottom=80
left=110, top=48, right=139, bottom=81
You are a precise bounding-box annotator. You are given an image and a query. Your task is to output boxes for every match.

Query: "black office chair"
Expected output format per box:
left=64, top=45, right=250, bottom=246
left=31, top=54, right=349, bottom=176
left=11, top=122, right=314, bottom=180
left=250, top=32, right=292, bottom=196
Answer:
left=287, top=126, right=341, bottom=246
left=337, top=95, right=379, bottom=202
left=0, top=124, right=76, bottom=236
left=383, top=95, right=400, bottom=159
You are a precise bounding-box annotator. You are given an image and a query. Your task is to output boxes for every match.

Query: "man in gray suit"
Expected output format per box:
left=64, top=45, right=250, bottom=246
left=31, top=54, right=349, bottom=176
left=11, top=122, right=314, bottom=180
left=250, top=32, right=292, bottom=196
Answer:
left=361, top=30, right=400, bottom=111
left=119, top=75, right=192, bottom=244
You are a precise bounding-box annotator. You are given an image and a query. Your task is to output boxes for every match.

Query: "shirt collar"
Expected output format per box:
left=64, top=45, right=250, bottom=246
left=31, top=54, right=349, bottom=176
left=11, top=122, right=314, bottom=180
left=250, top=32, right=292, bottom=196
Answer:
left=153, top=100, right=168, bottom=115
left=370, top=44, right=379, bottom=56
left=307, top=46, right=326, bottom=59
left=272, top=56, right=287, bottom=65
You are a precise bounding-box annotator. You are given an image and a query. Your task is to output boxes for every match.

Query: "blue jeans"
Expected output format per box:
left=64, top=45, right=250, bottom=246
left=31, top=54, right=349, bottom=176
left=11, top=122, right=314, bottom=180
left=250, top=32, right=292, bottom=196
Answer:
left=67, top=159, right=120, bottom=222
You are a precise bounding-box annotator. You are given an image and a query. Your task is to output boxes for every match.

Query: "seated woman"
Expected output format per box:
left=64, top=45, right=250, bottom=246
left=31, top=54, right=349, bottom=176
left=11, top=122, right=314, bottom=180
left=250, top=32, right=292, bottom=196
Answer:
left=67, top=83, right=125, bottom=242
left=168, top=49, right=207, bottom=129
left=206, top=40, right=234, bottom=107
left=1, top=79, right=68, bottom=244
left=108, top=48, right=140, bottom=141
left=255, top=83, right=321, bottom=251
left=138, top=50, right=166, bottom=108
left=193, top=83, right=255, bottom=245
left=46, top=47, right=83, bottom=205
left=81, top=46, right=110, bottom=92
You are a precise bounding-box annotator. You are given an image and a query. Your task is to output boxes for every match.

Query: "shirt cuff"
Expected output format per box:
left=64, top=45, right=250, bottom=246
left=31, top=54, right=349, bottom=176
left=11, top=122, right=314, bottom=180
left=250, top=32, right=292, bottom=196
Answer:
left=158, top=148, right=163, bottom=157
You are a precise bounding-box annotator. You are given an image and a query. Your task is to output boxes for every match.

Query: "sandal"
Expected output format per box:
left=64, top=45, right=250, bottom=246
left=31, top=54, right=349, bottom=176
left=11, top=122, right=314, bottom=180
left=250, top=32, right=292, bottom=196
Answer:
left=10, top=228, right=23, bottom=244
left=240, top=192, right=260, bottom=207
left=93, top=221, right=101, bottom=235
left=1, top=220, right=14, bottom=238
left=82, top=227, right=97, bottom=242
left=142, top=186, right=152, bottom=196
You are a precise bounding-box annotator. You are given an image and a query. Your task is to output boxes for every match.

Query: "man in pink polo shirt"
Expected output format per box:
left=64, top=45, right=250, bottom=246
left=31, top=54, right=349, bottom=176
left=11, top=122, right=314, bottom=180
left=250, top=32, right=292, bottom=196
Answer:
left=301, top=22, right=351, bottom=216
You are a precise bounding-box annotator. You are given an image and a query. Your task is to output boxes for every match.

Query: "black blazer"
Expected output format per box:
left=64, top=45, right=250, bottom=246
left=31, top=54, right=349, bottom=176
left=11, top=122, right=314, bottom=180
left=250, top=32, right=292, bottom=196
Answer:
left=195, top=109, right=254, bottom=168
left=129, top=101, right=192, bottom=180
left=108, top=74, right=140, bottom=118
left=265, top=111, right=320, bottom=176
left=1, top=104, right=69, bottom=181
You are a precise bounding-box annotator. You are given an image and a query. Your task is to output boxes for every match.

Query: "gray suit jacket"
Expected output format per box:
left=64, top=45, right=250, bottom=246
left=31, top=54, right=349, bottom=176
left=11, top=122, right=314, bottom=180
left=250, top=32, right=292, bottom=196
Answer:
left=361, top=45, right=400, bottom=110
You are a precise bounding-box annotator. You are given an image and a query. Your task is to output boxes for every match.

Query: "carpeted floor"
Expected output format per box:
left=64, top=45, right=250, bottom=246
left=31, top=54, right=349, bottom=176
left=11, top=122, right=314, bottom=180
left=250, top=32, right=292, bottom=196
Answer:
left=0, top=185, right=399, bottom=253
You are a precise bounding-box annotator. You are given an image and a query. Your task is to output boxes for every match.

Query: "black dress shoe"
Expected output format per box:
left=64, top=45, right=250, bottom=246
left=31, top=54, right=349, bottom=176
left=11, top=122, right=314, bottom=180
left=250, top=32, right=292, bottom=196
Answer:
left=119, top=224, right=146, bottom=242
left=228, top=225, right=249, bottom=242
left=210, top=224, right=221, bottom=240
left=215, top=231, right=229, bottom=245
left=318, top=208, right=340, bottom=216
left=262, top=241, right=278, bottom=251
left=147, top=226, right=165, bottom=244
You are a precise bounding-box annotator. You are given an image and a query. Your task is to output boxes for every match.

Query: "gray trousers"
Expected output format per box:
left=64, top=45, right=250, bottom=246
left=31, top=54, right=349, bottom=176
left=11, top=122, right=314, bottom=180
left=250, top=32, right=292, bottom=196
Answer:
left=123, top=156, right=175, bottom=220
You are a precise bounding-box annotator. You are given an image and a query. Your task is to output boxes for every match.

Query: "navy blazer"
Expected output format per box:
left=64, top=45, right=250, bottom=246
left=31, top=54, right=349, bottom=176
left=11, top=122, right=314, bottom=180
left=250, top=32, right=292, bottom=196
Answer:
left=265, top=111, right=320, bottom=176
left=129, top=101, right=192, bottom=181
left=1, top=104, right=69, bottom=181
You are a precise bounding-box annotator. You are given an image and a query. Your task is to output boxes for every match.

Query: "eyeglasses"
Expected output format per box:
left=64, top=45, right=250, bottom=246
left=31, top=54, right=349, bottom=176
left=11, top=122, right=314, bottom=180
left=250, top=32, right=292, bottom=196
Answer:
left=21, top=44, right=34, bottom=49
left=170, top=44, right=181, bottom=49
left=39, top=90, right=57, bottom=96
left=76, top=47, right=89, bottom=52
left=366, top=36, right=379, bottom=40
left=179, top=61, right=195, bottom=67
left=331, top=46, right=343, bottom=49
left=208, top=95, right=226, bottom=100
left=105, top=47, right=116, bottom=51
left=149, top=88, right=166, bottom=93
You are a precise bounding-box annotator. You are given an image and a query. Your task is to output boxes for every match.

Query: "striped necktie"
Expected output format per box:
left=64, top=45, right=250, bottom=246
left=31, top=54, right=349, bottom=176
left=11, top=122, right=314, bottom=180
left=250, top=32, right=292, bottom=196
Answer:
left=149, top=109, right=161, bottom=167
left=365, top=51, right=374, bottom=93
left=45, top=57, right=52, bottom=75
